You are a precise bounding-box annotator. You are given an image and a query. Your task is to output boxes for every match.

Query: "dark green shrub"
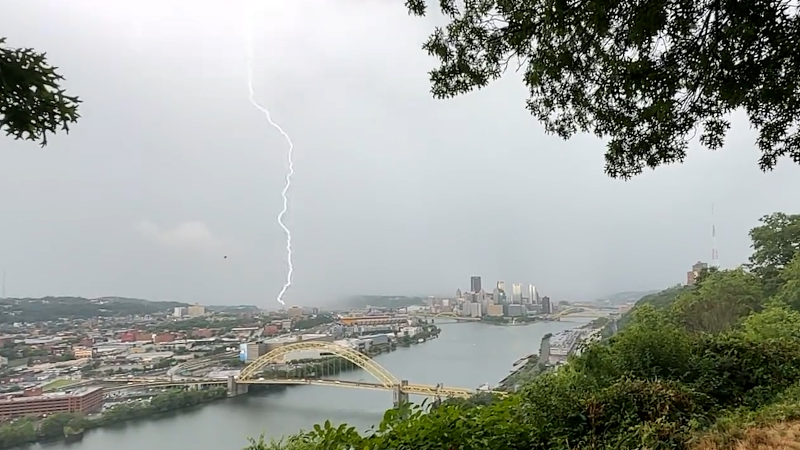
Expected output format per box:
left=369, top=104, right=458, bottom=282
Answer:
left=688, top=334, right=800, bottom=408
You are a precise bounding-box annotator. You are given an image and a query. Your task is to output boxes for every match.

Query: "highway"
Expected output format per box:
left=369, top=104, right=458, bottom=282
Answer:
left=167, top=351, right=238, bottom=378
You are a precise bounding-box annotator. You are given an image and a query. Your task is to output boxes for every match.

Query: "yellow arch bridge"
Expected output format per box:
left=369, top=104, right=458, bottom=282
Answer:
left=102, top=341, right=505, bottom=406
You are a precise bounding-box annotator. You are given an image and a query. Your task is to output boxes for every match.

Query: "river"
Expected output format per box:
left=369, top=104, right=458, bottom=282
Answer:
left=34, top=319, right=588, bottom=450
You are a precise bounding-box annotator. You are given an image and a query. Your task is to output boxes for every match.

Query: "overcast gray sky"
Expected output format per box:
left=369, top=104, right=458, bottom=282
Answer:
left=0, top=0, right=798, bottom=307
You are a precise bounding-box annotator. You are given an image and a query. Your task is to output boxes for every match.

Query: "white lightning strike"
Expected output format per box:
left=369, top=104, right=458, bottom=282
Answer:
left=244, top=30, right=295, bottom=306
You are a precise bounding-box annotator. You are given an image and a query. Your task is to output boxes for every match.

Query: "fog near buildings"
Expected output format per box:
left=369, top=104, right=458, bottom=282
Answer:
left=0, top=0, right=798, bottom=306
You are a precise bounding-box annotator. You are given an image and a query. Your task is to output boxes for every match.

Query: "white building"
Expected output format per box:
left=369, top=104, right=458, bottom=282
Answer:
left=400, top=326, right=423, bottom=338
left=281, top=349, right=328, bottom=362
left=511, top=284, right=523, bottom=303
left=528, top=285, right=539, bottom=304
left=468, top=302, right=482, bottom=318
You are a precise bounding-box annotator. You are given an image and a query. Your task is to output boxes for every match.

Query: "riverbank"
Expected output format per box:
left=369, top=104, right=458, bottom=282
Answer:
left=498, top=356, right=545, bottom=391
left=0, top=388, right=228, bottom=449
left=478, top=316, right=560, bottom=326
left=9, top=324, right=444, bottom=446
left=497, top=318, right=607, bottom=390
left=22, top=320, right=580, bottom=450
left=4, top=326, right=448, bottom=448
left=10, top=324, right=449, bottom=445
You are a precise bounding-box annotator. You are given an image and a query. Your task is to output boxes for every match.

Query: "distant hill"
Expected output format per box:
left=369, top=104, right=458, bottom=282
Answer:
left=0, top=296, right=189, bottom=324
left=343, top=295, right=427, bottom=309
left=612, top=284, right=691, bottom=331
left=595, top=290, right=660, bottom=304
left=634, top=285, right=690, bottom=309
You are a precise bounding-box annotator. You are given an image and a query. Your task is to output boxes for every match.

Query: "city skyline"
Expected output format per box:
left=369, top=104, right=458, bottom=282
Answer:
left=459, top=276, right=539, bottom=300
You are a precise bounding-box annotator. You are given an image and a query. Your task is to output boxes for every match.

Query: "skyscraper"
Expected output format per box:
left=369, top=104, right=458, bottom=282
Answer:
left=512, top=283, right=523, bottom=303
left=528, top=285, right=539, bottom=304
left=496, top=280, right=505, bottom=291
left=470, top=276, right=482, bottom=293
left=541, top=296, right=552, bottom=314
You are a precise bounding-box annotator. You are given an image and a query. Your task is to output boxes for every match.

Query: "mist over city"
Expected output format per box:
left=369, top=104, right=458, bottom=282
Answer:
left=1, top=0, right=797, bottom=306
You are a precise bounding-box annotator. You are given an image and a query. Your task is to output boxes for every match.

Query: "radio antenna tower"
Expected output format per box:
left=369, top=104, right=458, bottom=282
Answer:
left=711, top=203, right=719, bottom=268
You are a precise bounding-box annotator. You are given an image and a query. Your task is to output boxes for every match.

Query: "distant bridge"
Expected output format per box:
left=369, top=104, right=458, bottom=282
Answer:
left=554, top=306, right=613, bottom=319
left=414, top=308, right=607, bottom=321
left=411, top=312, right=481, bottom=322
left=101, top=341, right=504, bottom=405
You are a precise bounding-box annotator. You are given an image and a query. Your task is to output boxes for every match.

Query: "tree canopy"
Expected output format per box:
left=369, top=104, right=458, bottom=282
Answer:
left=670, top=267, right=764, bottom=333
left=405, top=0, right=800, bottom=178
left=774, top=252, right=800, bottom=311
left=0, top=37, right=80, bottom=146
left=748, top=212, right=800, bottom=294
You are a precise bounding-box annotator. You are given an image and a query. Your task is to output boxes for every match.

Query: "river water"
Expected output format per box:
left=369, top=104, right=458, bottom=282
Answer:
left=34, top=319, right=588, bottom=450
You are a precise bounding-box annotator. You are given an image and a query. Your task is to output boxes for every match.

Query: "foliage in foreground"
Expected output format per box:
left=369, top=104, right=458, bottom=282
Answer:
left=0, top=37, right=80, bottom=146
left=245, top=212, right=800, bottom=450
left=404, top=0, right=800, bottom=178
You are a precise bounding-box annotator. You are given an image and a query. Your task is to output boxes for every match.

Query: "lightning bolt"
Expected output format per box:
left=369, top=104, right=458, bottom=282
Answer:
left=244, top=28, right=294, bottom=306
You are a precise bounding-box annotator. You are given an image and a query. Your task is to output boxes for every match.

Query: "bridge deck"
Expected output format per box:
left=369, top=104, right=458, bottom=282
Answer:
left=100, top=377, right=501, bottom=398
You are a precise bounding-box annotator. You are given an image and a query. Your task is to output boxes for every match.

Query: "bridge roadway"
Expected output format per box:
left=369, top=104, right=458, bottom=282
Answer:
left=167, top=351, right=238, bottom=377
left=99, top=376, right=492, bottom=399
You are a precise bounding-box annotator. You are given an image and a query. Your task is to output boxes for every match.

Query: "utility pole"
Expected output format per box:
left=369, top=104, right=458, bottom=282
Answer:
left=711, top=203, right=719, bottom=268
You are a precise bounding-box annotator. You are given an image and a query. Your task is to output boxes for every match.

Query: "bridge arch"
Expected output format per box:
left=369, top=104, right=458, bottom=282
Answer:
left=554, top=307, right=584, bottom=317
left=237, top=341, right=400, bottom=388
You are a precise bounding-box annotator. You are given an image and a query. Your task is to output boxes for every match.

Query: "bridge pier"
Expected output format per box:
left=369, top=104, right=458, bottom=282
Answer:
left=393, top=380, right=409, bottom=408
left=227, top=376, right=249, bottom=397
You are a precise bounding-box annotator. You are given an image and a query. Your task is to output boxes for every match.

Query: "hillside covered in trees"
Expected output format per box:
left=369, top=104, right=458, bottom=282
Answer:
left=248, top=211, right=800, bottom=450
left=0, top=296, right=187, bottom=324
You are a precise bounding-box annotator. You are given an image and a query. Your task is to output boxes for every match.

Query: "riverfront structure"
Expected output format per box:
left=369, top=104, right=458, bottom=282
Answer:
left=0, top=386, right=104, bottom=420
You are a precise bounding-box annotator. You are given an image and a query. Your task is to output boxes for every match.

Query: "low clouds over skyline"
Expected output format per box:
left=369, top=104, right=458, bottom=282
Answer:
left=0, top=0, right=799, bottom=306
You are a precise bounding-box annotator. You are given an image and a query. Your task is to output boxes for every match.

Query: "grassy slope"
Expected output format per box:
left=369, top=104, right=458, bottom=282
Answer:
left=695, top=422, right=800, bottom=450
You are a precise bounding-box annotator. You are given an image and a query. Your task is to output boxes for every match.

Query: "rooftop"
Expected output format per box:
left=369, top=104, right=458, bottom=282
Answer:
left=0, top=387, right=102, bottom=403
left=126, top=351, right=174, bottom=360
